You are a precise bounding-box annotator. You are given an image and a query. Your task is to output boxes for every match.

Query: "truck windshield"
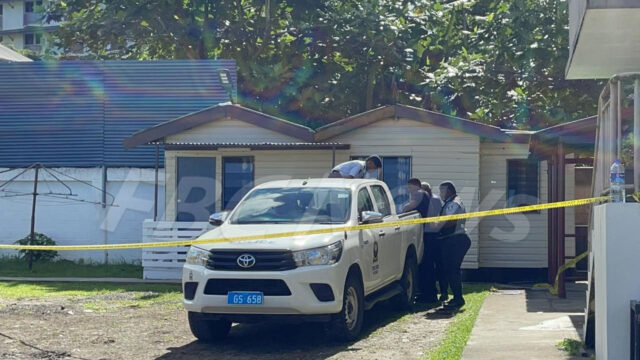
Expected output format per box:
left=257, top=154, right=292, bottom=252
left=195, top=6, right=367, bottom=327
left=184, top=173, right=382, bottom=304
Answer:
left=229, top=187, right=351, bottom=224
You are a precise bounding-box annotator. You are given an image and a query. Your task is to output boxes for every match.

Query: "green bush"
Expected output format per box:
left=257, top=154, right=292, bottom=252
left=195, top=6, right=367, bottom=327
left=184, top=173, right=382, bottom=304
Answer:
left=14, top=233, right=58, bottom=263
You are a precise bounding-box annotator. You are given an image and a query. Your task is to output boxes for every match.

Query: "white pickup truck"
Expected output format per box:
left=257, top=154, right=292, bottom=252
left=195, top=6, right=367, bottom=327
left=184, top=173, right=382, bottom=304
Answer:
left=182, top=178, right=423, bottom=342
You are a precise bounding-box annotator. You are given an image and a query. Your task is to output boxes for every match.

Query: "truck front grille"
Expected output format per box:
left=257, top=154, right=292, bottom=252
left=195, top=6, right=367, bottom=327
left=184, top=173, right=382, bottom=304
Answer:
left=206, top=250, right=297, bottom=271
left=203, top=279, right=291, bottom=296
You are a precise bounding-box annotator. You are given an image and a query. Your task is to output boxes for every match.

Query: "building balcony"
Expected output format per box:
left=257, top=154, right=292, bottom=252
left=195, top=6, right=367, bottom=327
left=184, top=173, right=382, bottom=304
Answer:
left=23, top=12, right=44, bottom=26
left=566, top=0, right=640, bottom=79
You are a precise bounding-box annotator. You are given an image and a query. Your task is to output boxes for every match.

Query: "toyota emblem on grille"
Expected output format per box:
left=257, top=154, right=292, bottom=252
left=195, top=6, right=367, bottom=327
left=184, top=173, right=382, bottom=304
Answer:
left=237, top=254, right=256, bottom=268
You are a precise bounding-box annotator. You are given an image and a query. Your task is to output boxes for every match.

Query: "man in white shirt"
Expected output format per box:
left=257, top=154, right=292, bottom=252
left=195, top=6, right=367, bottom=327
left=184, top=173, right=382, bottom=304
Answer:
left=328, top=155, right=382, bottom=179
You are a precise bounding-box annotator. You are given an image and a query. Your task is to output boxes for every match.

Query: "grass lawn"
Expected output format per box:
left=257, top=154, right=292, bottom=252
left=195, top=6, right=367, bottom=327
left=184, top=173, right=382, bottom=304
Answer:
left=0, top=256, right=142, bottom=278
left=0, top=281, right=181, bottom=300
left=423, top=283, right=493, bottom=360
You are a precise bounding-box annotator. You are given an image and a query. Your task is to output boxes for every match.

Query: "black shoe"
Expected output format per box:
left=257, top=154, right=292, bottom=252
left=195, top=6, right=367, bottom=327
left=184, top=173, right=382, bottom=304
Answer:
left=443, top=298, right=465, bottom=309
left=439, top=294, right=448, bottom=302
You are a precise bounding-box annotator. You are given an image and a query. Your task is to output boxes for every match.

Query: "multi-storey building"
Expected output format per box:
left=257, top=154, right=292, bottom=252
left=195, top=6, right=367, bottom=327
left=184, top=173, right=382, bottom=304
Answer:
left=0, top=0, right=59, bottom=53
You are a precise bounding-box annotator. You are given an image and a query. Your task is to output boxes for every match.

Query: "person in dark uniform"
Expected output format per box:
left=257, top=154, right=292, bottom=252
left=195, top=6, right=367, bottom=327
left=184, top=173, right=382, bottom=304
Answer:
left=421, top=181, right=446, bottom=302
left=438, top=181, right=471, bottom=309
left=402, top=178, right=442, bottom=303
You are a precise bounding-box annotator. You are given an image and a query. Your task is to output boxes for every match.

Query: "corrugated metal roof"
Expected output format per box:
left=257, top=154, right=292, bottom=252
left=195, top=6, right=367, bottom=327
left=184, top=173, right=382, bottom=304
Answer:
left=0, top=60, right=236, bottom=167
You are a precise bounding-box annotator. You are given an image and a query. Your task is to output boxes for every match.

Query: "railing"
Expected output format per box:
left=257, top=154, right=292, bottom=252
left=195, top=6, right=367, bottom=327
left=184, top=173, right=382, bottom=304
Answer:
left=23, top=12, right=43, bottom=25
left=592, top=73, right=640, bottom=199
left=142, top=220, right=212, bottom=280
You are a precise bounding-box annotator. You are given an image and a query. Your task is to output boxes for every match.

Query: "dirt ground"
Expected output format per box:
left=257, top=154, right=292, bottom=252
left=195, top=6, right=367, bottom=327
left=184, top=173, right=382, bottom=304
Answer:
left=0, top=292, right=456, bottom=360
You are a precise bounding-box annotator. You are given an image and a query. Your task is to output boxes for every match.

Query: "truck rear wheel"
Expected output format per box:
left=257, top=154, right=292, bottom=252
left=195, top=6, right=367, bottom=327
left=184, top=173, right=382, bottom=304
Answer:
left=395, top=255, right=417, bottom=310
left=188, top=312, right=231, bottom=343
left=327, top=273, right=364, bottom=342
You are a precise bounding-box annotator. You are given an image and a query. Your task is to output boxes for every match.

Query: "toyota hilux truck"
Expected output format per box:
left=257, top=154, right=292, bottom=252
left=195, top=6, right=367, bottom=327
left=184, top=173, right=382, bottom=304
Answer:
left=182, top=178, right=423, bottom=342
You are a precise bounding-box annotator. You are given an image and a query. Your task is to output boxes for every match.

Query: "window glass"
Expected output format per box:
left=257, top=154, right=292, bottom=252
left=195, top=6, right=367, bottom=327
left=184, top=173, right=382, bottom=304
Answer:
left=507, top=159, right=539, bottom=207
left=25, top=1, right=34, bottom=12
left=230, top=187, right=351, bottom=224
left=223, top=157, right=254, bottom=210
left=24, top=33, right=34, bottom=45
left=357, top=188, right=375, bottom=215
left=35, top=33, right=42, bottom=45
left=382, top=157, right=411, bottom=209
left=370, top=185, right=391, bottom=216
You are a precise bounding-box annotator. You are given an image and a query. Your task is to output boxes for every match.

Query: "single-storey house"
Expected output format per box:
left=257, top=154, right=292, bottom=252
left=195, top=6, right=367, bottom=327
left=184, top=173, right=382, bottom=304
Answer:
left=125, top=103, right=588, bottom=275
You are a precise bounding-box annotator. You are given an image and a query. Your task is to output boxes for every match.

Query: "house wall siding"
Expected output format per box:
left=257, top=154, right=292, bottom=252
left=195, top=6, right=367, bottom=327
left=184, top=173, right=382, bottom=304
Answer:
left=479, top=142, right=575, bottom=268
left=327, top=118, right=481, bottom=269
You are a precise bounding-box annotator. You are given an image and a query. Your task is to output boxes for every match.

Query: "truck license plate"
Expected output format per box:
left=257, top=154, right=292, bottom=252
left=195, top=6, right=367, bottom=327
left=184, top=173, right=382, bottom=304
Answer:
left=227, top=292, right=264, bottom=305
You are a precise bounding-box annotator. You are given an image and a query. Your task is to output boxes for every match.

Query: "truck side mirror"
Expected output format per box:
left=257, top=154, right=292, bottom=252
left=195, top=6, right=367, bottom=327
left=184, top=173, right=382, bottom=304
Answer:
left=360, top=211, right=383, bottom=224
left=209, top=211, right=229, bottom=226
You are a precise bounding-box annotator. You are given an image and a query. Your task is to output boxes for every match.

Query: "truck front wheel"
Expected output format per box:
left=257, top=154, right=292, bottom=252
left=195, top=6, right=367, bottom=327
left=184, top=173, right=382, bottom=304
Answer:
left=188, top=312, right=231, bottom=342
left=327, top=273, right=364, bottom=342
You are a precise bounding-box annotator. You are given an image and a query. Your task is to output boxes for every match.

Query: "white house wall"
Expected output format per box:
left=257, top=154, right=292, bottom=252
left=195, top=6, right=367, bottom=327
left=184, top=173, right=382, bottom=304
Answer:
left=0, top=167, right=165, bottom=263
left=479, top=142, right=575, bottom=268
left=166, top=117, right=301, bottom=144
left=328, top=117, right=481, bottom=269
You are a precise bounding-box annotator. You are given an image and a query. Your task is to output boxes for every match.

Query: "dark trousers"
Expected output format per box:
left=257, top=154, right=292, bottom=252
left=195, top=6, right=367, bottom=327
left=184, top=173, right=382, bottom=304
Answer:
left=419, top=232, right=447, bottom=299
left=441, top=233, right=471, bottom=300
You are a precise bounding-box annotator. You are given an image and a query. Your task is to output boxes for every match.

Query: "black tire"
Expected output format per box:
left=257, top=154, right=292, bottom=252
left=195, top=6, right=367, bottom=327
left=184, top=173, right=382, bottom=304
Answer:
left=395, top=254, right=417, bottom=310
left=327, top=273, right=365, bottom=342
left=188, top=312, right=231, bottom=343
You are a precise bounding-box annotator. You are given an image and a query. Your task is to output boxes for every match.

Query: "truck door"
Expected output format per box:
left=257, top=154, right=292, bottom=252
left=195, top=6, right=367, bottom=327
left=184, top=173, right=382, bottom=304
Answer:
left=356, top=187, right=381, bottom=292
left=370, top=184, right=404, bottom=284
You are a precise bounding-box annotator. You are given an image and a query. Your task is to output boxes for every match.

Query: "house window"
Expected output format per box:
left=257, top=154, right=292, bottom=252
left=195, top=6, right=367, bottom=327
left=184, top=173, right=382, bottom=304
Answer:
left=507, top=159, right=539, bottom=207
left=25, top=1, right=34, bottom=12
left=223, top=157, right=254, bottom=210
left=350, top=155, right=411, bottom=209
left=24, top=33, right=42, bottom=46
left=1, top=5, right=4, bottom=16
left=176, top=157, right=216, bottom=222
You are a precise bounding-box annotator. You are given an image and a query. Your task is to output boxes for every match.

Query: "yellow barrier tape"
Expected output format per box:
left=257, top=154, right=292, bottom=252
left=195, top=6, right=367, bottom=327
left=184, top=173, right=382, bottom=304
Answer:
left=533, top=250, right=589, bottom=296
left=0, top=196, right=607, bottom=251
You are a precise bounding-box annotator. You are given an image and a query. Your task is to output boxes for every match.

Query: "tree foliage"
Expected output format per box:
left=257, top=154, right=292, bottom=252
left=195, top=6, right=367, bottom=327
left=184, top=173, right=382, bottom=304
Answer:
left=47, top=0, right=601, bottom=129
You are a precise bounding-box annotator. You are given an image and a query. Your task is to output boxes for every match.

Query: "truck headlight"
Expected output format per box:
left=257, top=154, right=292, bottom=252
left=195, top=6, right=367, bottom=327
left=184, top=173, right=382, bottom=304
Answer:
left=293, top=241, right=343, bottom=267
left=186, top=247, right=210, bottom=267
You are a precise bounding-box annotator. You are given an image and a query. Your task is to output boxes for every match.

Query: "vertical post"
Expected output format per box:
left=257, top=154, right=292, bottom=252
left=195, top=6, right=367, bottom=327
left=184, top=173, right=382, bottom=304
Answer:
left=547, top=159, right=555, bottom=285
left=634, top=79, right=640, bottom=194
left=28, top=165, right=39, bottom=271
left=154, top=143, right=159, bottom=221
left=102, top=166, right=107, bottom=207
left=557, top=141, right=566, bottom=298
left=610, top=81, right=619, bottom=165
left=549, top=151, right=558, bottom=285
left=331, top=145, right=336, bottom=169
left=618, top=80, right=622, bottom=159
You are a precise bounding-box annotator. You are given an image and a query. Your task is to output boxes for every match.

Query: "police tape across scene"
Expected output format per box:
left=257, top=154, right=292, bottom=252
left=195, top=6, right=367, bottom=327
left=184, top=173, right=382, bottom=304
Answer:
left=0, top=196, right=608, bottom=251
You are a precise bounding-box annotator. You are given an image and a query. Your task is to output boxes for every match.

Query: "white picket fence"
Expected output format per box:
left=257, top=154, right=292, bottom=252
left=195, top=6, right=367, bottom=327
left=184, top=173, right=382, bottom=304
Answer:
left=142, top=220, right=212, bottom=280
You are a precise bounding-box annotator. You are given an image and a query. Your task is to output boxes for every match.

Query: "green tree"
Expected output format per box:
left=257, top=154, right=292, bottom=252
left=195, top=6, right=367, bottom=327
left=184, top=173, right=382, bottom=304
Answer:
left=47, top=0, right=601, bottom=129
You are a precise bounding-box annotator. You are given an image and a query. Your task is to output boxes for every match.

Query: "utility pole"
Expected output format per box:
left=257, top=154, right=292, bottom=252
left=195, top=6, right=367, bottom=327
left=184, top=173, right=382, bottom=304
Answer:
left=28, top=165, right=39, bottom=270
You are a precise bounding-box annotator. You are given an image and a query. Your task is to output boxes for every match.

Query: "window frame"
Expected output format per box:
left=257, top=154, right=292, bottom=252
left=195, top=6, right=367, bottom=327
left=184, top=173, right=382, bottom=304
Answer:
left=222, top=156, right=255, bottom=210
left=24, top=33, right=34, bottom=45
left=356, top=186, right=375, bottom=219
left=506, top=158, right=539, bottom=210
left=24, top=1, right=34, bottom=13
left=370, top=184, right=392, bottom=217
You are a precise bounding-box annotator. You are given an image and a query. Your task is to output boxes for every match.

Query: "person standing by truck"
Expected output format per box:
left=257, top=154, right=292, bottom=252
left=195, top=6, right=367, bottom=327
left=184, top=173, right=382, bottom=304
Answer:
left=420, top=181, right=446, bottom=302
left=328, top=155, right=382, bottom=179
left=402, top=178, right=442, bottom=303
left=438, top=181, right=471, bottom=309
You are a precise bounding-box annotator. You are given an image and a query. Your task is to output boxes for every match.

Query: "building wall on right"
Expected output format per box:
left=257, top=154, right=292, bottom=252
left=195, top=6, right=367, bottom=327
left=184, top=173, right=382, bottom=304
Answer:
left=479, top=142, right=575, bottom=268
